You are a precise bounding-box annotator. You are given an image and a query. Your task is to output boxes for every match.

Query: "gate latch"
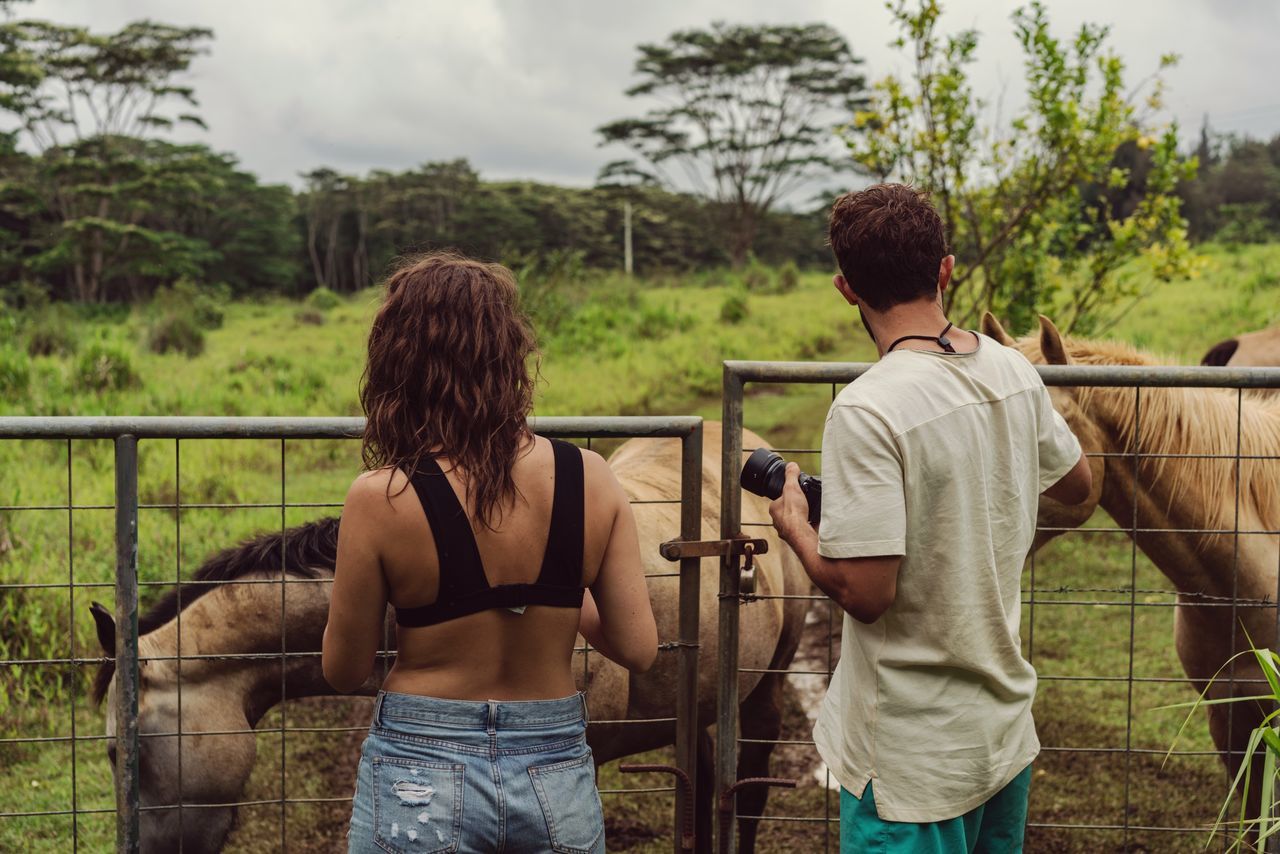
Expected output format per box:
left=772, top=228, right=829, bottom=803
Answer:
left=658, top=537, right=769, bottom=594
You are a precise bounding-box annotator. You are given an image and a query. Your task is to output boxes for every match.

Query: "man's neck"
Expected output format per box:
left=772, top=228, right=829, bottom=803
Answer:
left=862, top=299, right=968, bottom=359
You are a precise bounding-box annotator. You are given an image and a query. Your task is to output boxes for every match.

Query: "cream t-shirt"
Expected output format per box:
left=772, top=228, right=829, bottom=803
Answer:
left=813, top=332, right=1082, bottom=823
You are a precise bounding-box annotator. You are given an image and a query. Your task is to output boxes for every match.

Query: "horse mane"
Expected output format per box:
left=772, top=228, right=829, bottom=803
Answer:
left=1020, top=336, right=1280, bottom=539
left=91, top=516, right=340, bottom=704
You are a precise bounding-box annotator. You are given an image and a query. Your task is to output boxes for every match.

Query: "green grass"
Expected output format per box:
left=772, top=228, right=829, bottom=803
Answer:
left=1, top=244, right=1276, bottom=851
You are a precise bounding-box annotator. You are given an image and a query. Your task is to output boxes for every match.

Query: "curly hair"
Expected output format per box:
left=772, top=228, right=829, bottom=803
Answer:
left=359, top=252, right=538, bottom=529
left=828, top=183, right=949, bottom=312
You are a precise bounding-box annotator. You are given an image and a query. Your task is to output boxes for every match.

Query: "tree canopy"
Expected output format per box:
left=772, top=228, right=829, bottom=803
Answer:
left=848, top=0, right=1194, bottom=334
left=598, top=22, right=868, bottom=266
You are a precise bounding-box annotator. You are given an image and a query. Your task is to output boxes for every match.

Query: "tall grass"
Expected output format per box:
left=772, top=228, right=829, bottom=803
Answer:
left=0, top=244, right=1275, bottom=850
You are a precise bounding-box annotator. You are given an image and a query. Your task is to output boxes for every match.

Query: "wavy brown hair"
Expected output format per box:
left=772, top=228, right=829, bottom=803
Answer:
left=360, top=252, right=538, bottom=529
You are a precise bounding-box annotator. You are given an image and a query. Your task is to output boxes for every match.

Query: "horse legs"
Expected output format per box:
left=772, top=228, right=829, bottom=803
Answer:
left=734, top=671, right=787, bottom=854
left=696, top=728, right=715, bottom=854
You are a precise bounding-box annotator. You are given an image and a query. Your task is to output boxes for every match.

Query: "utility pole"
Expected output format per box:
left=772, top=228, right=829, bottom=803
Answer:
left=623, top=199, right=634, bottom=276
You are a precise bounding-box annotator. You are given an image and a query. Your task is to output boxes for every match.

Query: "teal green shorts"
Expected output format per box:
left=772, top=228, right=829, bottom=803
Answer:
left=840, top=764, right=1032, bottom=853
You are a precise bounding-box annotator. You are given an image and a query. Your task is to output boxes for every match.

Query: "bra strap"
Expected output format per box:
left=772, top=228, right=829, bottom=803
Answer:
left=536, top=439, right=585, bottom=587
left=407, top=457, right=489, bottom=601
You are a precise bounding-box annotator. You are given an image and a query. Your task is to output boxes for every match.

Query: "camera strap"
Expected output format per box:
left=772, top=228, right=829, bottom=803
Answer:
left=886, top=322, right=956, bottom=354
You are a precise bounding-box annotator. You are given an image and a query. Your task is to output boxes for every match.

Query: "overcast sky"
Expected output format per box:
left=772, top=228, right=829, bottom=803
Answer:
left=18, top=0, right=1280, bottom=197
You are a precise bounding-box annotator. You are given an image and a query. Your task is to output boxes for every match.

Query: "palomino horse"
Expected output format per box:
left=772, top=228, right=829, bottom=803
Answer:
left=984, top=313, right=1280, bottom=815
left=1202, top=325, right=1280, bottom=368
left=90, top=426, right=809, bottom=854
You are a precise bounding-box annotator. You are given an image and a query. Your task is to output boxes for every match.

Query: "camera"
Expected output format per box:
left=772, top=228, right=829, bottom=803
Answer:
left=740, top=447, right=822, bottom=526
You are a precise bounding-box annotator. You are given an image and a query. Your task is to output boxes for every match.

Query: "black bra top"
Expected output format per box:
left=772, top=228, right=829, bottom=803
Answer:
left=394, top=438, right=586, bottom=628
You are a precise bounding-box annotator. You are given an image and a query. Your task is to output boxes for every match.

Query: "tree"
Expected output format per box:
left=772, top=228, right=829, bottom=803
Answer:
left=848, top=1, right=1194, bottom=334
left=598, top=22, right=868, bottom=267
left=0, top=17, right=212, bottom=301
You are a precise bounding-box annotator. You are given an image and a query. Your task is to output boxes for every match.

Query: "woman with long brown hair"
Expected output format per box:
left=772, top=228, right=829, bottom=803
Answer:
left=323, top=252, right=657, bottom=853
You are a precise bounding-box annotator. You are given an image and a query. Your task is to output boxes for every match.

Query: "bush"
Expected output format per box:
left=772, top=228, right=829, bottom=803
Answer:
left=742, top=257, right=774, bottom=292
left=719, top=290, right=749, bottom=324
left=510, top=249, right=586, bottom=335
left=154, top=278, right=227, bottom=330
left=147, top=312, right=205, bottom=357
left=75, top=343, right=138, bottom=392
left=295, top=308, right=326, bottom=326
left=307, top=286, right=342, bottom=310
left=635, top=301, right=691, bottom=340
left=0, top=345, right=31, bottom=399
left=777, top=261, right=801, bottom=294
left=25, top=306, right=78, bottom=357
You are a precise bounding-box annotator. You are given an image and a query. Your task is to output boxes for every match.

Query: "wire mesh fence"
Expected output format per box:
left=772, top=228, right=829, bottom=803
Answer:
left=0, top=415, right=703, bottom=854
left=715, top=359, right=1280, bottom=854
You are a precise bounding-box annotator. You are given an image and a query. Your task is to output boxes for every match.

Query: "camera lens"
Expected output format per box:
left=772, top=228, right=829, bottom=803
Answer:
left=740, top=448, right=788, bottom=500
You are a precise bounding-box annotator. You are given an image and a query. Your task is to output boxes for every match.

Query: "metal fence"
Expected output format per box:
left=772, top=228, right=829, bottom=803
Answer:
left=0, top=415, right=703, bottom=854
left=715, top=360, right=1280, bottom=853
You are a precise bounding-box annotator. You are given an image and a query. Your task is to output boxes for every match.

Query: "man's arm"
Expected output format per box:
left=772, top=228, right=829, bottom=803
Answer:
left=1042, top=452, right=1092, bottom=505
left=769, top=463, right=901, bottom=624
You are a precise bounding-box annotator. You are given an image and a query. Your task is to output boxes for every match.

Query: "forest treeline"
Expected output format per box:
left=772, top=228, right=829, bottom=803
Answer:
left=0, top=141, right=828, bottom=305
left=0, top=4, right=1278, bottom=308
left=4, top=125, right=1276, bottom=307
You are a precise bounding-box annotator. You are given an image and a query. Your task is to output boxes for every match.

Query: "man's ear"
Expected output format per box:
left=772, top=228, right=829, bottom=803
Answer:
left=833, top=274, right=858, bottom=307
left=937, top=255, right=956, bottom=293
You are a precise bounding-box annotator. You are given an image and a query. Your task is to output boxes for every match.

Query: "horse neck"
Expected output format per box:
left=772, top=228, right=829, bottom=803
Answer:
left=1082, top=384, right=1280, bottom=602
left=142, top=571, right=352, bottom=725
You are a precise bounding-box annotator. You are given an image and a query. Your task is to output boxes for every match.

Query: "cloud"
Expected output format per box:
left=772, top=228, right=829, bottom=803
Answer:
left=17, top=0, right=1280, bottom=189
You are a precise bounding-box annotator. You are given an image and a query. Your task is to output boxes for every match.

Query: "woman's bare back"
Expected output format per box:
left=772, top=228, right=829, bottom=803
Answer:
left=355, top=436, right=609, bottom=699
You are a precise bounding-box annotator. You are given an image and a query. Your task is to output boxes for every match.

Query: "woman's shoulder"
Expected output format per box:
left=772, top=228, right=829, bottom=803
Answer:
left=344, top=466, right=415, bottom=518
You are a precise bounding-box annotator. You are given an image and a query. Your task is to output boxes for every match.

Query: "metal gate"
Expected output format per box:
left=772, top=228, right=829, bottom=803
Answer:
left=714, top=359, right=1280, bottom=853
left=0, top=415, right=703, bottom=854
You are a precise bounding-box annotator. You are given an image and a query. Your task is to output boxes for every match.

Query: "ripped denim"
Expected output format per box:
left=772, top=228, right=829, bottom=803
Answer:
left=347, top=690, right=604, bottom=854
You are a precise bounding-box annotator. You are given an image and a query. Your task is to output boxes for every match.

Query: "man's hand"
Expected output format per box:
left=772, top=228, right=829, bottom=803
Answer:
left=768, top=462, right=817, bottom=547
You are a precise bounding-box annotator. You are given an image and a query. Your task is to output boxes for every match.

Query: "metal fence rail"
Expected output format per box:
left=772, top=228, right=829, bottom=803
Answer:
left=0, top=415, right=703, bottom=854
left=716, top=360, right=1280, bottom=853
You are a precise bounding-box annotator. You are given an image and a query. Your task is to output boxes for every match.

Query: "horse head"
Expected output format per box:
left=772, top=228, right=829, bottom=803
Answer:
left=91, top=601, right=259, bottom=854
left=981, top=312, right=1106, bottom=549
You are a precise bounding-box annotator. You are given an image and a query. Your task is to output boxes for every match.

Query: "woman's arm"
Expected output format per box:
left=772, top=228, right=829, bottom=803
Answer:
left=322, top=474, right=391, bottom=693
left=582, top=453, right=658, bottom=673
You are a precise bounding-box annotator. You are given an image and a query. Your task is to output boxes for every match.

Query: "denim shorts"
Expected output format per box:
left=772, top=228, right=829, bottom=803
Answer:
left=347, top=690, right=605, bottom=854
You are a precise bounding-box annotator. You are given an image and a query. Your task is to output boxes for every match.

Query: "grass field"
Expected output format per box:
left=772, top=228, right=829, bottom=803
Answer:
left=0, top=243, right=1277, bottom=851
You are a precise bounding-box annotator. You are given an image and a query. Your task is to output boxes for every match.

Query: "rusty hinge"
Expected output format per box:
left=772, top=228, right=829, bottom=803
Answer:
left=659, top=537, right=769, bottom=594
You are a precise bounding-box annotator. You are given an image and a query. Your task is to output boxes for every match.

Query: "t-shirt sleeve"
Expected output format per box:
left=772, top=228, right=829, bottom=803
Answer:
left=818, top=403, right=906, bottom=559
left=1036, top=385, right=1084, bottom=492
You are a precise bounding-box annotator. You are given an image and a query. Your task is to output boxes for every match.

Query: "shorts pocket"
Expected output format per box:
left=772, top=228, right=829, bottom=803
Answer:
left=371, top=757, right=464, bottom=854
left=529, top=753, right=604, bottom=854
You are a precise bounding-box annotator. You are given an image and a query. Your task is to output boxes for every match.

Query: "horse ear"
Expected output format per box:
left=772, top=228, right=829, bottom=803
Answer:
left=89, top=602, right=115, bottom=656
left=1038, top=315, right=1071, bottom=365
left=981, top=311, right=1015, bottom=346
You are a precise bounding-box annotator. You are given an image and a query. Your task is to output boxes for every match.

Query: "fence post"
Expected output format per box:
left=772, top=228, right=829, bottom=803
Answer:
left=114, top=435, right=141, bottom=854
left=675, top=423, right=703, bottom=854
left=717, top=368, right=745, bottom=853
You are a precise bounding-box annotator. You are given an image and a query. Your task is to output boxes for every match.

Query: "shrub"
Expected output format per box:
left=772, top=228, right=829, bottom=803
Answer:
left=25, top=306, right=78, bottom=357
left=295, top=308, right=326, bottom=326
left=0, top=345, right=31, bottom=399
left=75, top=343, right=138, bottom=392
left=510, top=249, right=586, bottom=335
left=742, top=257, right=774, bottom=292
left=307, top=286, right=342, bottom=310
left=777, top=261, right=801, bottom=294
left=635, top=302, right=687, bottom=340
left=798, top=333, right=837, bottom=359
left=720, top=290, right=749, bottom=324
left=147, top=312, right=205, bottom=357
left=155, top=278, right=227, bottom=330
